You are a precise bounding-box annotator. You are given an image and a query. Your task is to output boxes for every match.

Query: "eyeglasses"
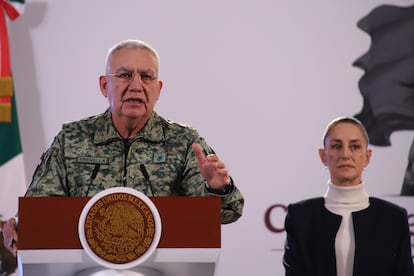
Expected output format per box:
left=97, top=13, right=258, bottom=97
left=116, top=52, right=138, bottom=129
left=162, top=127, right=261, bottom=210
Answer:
left=106, top=71, right=158, bottom=84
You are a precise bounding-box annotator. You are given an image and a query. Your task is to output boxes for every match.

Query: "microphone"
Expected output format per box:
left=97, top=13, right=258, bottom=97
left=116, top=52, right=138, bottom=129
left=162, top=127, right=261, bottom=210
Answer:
left=86, top=164, right=100, bottom=196
left=140, top=164, right=155, bottom=196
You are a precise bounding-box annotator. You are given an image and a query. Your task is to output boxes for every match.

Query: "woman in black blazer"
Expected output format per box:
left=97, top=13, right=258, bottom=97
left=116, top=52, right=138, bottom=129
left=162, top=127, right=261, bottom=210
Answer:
left=283, top=117, right=414, bottom=276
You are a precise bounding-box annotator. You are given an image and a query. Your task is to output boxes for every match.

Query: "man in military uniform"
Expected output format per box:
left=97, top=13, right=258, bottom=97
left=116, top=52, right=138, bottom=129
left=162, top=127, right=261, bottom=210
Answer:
left=2, top=39, right=244, bottom=256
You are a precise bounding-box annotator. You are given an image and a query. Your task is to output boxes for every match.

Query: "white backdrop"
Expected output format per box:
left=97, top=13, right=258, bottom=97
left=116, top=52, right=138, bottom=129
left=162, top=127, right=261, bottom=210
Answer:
left=8, top=0, right=414, bottom=275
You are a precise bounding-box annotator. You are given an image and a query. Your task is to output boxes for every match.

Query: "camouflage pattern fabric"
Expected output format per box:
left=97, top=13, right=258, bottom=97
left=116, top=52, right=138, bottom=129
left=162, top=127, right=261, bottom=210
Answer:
left=26, top=110, right=244, bottom=224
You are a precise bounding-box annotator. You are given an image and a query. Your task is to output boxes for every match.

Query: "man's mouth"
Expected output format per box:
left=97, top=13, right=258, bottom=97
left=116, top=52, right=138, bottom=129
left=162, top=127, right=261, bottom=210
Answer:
left=125, top=98, right=144, bottom=103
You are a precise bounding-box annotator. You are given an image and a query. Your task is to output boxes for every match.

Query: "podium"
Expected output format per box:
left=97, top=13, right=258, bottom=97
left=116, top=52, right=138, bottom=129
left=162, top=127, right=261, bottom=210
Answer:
left=17, top=196, right=221, bottom=276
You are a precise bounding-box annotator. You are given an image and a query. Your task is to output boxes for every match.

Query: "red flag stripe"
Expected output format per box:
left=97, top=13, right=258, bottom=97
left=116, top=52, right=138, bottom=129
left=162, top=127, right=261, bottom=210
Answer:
left=3, top=1, right=21, bottom=20
left=0, top=1, right=12, bottom=77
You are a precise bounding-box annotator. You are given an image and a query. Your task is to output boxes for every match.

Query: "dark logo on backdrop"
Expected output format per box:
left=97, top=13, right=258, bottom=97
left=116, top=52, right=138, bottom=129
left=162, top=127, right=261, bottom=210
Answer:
left=353, top=4, right=414, bottom=196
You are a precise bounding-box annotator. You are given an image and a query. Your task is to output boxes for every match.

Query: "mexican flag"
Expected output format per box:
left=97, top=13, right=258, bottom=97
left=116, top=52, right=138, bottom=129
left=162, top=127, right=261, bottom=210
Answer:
left=0, top=0, right=26, bottom=220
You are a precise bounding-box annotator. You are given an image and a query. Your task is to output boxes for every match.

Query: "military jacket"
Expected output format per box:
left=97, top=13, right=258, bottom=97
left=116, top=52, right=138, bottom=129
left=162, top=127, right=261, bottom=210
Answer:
left=26, top=110, right=244, bottom=223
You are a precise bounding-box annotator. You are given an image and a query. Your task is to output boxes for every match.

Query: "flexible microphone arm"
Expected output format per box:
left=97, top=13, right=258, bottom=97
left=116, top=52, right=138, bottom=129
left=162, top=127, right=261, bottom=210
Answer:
left=140, top=164, right=155, bottom=196
left=86, top=164, right=101, bottom=196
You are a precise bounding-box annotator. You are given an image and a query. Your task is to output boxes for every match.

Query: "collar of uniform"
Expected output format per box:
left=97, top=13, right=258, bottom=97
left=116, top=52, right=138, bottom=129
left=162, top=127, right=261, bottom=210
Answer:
left=93, top=109, right=164, bottom=144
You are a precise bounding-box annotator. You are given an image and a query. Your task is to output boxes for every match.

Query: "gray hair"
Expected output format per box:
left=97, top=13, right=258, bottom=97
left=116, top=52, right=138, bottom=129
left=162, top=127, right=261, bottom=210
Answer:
left=322, top=116, right=370, bottom=148
left=104, top=39, right=160, bottom=74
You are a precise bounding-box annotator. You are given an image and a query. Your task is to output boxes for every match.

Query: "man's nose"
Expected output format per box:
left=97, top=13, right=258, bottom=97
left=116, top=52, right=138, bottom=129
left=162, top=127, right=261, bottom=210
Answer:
left=131, top=73, right=143, bottom=83
left=128, top=74, right=144, bottom=90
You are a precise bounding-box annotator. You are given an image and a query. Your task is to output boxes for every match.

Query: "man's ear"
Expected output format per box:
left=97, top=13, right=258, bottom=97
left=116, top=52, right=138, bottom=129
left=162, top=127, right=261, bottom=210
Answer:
left=99, top=75, right=108, bottom=97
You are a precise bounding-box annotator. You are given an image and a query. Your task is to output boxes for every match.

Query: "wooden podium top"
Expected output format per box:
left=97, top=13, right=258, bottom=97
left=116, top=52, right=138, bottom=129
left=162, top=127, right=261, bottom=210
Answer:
left=18, top=196, right=221, bottom=250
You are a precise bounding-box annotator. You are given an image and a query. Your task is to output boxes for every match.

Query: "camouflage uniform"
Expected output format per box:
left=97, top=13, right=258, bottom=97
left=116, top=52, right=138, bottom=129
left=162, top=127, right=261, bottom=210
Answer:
left=26, top=110, right=244, bottom=224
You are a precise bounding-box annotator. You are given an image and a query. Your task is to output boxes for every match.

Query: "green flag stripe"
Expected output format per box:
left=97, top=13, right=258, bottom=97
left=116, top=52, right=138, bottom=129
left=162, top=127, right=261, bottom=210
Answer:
left=0, top=90, right=22, bottom=166
left=9, top=0, right=25, bottom=5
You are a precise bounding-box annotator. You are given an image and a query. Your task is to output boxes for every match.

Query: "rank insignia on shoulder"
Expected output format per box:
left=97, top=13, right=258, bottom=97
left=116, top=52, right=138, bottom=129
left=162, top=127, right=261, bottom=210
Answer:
left=153, top=152, right=166, bottom=163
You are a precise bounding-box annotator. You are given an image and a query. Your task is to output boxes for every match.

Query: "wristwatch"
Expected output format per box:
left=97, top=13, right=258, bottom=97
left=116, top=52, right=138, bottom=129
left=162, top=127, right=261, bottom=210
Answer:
left=205, top=178, right=234, bottom=195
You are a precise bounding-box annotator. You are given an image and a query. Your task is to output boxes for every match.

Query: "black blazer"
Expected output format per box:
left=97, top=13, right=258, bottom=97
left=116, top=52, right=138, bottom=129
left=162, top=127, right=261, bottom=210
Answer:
left=283, top=197, right=414, bottom=276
